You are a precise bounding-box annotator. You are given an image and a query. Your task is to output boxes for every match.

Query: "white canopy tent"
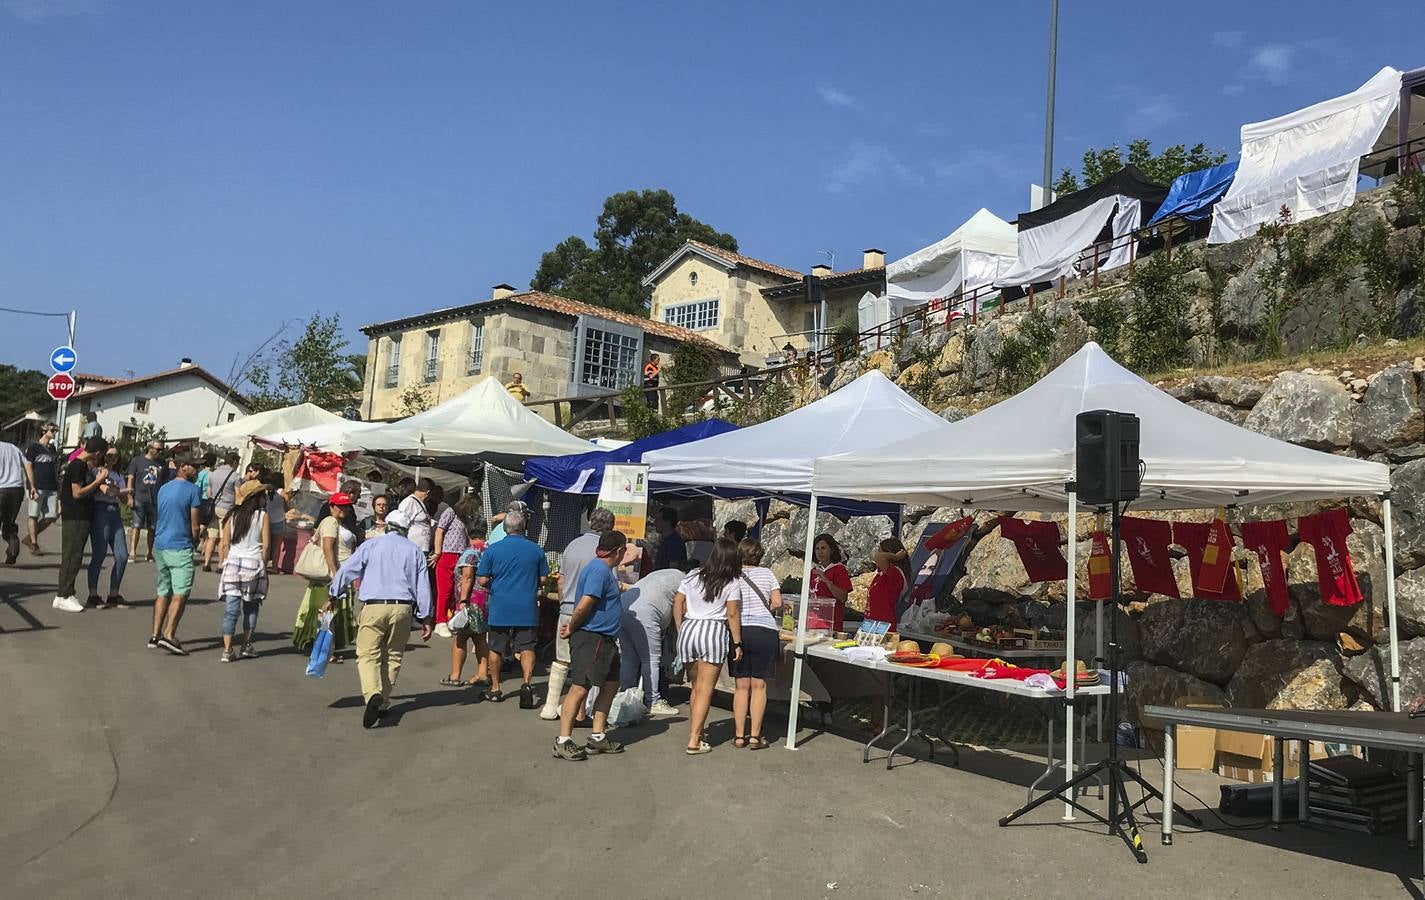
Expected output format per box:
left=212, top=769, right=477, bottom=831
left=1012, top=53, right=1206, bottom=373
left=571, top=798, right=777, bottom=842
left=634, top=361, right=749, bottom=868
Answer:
left=885, top=208, right=1018, bottom=306
left=811, top=343, right=1398, bottom=814
left=341, top=376, right=594, bottom=464
left=198, top=403, right=348, bottom=448
left=258, top=418, right=382, bottom=455
left=1210, top=66, right=1404, bottom=244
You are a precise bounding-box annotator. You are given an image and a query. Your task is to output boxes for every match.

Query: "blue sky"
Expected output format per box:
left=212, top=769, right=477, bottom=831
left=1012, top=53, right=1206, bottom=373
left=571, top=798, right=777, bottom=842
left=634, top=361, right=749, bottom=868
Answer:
left=1, top=0, right=1420, bottom=383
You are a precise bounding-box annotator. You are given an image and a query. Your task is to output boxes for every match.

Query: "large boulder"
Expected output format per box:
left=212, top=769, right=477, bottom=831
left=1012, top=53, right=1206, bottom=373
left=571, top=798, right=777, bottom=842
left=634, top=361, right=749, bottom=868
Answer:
left=896, top=327, right=949, bottom=368
left=1392, top=459, right=1425, bottom=569
left=955, top=524, right=1042, bottom=604
left=1192, top=375, right=1268, bottom=408
left=1186, top=399, right=1248, bottom=426
left=1344, top=636, right=1425, bottom=709
left=784, top=508, right=843, bottom=559
left=959, top=319, right=1014, bottom=393
left=1394, top=568, right=1425, bottom=639
left=1126, top=662, right=1227, bottom=725
left=1243, top=373, right=1354, bottom=450
left=1138, top=599, right=1253, bottom=685
left=838, top=515, right=894, bottom=575
left=936, top=331, right=966, bottom=376
left=1224, top=640, right=1341, bottom=709
left=1354, top=363, right=1424, bottom=452
left=1074, top=602, right=1142, bottom=665
left=1270, top=659, right=1354, bottom=710
left=939, top=405, right=970, bottom=423
left=828, top=359, right=861, bottom=392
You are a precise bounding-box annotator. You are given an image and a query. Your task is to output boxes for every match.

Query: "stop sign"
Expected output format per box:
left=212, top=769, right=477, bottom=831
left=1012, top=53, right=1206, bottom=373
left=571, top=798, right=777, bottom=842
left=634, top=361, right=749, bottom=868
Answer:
left=46, top=373, right=76, bottom=401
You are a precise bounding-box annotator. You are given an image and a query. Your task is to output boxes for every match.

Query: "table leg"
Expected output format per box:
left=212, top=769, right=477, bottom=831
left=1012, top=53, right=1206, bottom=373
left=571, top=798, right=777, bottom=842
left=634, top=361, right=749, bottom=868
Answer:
left=862, top=677, right=894, bottom=764
left=1028, top=714, right=1059, bottom=804
left=1162, top=723, right=1175, bottom=846
left=887, top=678, right=917, bottom=770
left=1297, top=739, right=1309, bottom=823
left=1271, top=738, right=1284, bottom=831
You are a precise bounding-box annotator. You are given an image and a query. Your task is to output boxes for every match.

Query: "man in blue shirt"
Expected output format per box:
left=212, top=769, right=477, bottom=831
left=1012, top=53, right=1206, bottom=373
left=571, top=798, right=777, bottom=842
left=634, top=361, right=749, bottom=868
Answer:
left=329, top=508, right=434, bottom=729
left=653, top=506, right=687, bottom=570
left=149, top=457, right=202, bottom=655
left=554, top=529, right=629, bottom=761
left=476, top=507, right=548, bottom=707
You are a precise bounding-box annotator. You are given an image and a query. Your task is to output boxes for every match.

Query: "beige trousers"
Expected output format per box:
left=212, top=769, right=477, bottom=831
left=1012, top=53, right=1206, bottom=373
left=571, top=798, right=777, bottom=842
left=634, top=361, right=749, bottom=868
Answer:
left=356, top=603, right=413, bottom=703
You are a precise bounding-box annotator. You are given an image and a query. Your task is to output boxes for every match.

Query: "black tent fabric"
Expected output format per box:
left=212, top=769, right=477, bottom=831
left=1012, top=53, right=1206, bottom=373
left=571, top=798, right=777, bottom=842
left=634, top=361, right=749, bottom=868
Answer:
left=1016, top=164, right=1169, bottom=229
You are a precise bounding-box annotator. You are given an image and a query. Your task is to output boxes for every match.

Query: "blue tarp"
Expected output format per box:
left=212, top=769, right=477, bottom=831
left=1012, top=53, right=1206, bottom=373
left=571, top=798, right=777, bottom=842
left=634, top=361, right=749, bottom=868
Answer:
left=523, top=419, right=740, bottom=494
left=1145, top=160, right=1239, bottom=226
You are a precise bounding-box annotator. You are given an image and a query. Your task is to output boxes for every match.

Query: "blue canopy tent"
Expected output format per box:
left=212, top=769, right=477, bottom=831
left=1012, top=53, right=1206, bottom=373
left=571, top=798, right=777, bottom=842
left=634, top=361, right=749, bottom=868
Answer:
left=1146, top=160, right=1239, bottom=226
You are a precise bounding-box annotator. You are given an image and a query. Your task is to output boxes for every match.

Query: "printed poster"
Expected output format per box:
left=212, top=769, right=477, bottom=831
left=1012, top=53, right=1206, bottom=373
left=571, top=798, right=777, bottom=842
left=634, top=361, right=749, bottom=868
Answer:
left=598, top=463, right=649, bottom=541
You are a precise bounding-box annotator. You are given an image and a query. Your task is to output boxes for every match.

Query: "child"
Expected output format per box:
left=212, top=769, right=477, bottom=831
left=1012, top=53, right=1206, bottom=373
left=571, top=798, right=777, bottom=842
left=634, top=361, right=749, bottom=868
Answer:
left=443, top=516, right=490, bottom=687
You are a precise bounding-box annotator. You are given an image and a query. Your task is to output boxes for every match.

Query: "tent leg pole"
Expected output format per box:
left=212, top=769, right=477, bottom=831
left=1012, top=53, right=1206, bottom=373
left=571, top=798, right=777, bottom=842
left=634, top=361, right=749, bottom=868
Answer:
left=1095, top=547, right=1104, bottom=743
left=785, top=493, right=820, bottom=750
left=1384, top=495, right=1401, bottom=712
left=1063, top=488, right=1078, bottom=821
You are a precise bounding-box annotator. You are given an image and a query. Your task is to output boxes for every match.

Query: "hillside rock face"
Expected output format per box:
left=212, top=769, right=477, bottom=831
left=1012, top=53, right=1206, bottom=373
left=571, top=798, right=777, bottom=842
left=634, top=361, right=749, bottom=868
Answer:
left=1243, top=373, right=1354, bottom=450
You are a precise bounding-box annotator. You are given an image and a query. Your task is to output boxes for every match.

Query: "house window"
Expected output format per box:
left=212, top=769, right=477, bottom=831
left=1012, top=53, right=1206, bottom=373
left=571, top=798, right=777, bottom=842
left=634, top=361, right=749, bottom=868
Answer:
left=663, top=298, right=720, bottom=331
left=227, top=412, right=236, bottom=422
left=467, top=321, right=484, bottom=375
left=385, top=334, right=402, bottom=388
left=119, top=423, right=138, bottom=443
left=689, top=271, right=698, bottom=286
left=133, top=396, right=151, bottom=414
left=424, top=329, right=441, bottom=383
left=576, top=321, right=641, bottom=390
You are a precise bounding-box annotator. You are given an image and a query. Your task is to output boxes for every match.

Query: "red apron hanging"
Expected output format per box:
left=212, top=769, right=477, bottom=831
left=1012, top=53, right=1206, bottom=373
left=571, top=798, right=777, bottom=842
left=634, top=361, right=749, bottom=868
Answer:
left=1087, top=522, right=1114, bottom=601
left=925, top=515, right=974, bottom=551
left=1297, top=509, right=1364, bottom=607
left=997, top=516, right=1068, bottom=582
left=1119, top=516, right=1180, bottom=598
left=1239, top=519, right=1291, bottom=616
left=1173, top=520, right=1242, bottom=601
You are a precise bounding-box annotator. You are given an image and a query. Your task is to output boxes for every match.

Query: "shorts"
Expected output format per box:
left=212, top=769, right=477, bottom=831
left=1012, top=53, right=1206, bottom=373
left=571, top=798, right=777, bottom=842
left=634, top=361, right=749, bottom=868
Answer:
left=205, top=508, right=232, bottom=538
left=555, top=612, right=573, bottom=664
left=155, top=548, right=195, bottom=597
left=727, top=626, right=780, bottom=680
left=676, top=618, right=729, bottom=666
left=132, top=501, right=158, bottom=529
left=568, top=630, right=621, bottom=687
left=487, top=626, right=536, bottom=656
left=27, top=490, right=58, bottom=521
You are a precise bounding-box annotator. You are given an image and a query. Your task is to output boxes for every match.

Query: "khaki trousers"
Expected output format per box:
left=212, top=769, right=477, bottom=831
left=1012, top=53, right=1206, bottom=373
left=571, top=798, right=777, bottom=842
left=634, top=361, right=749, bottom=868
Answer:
left=356, top=603, right=413, bottom=703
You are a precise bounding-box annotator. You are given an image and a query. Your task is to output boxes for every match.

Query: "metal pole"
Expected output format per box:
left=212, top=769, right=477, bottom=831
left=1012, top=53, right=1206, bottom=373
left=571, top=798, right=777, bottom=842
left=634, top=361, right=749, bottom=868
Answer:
left=784, top=492, right=820, bottom=750
left=1063, top=489, right=1077, bottom=821
left=56, top=311, right=77, bottom=450
left=1042, top=0, right=1059, bottom=200
left=1384, top=495, right=1402, bottom=712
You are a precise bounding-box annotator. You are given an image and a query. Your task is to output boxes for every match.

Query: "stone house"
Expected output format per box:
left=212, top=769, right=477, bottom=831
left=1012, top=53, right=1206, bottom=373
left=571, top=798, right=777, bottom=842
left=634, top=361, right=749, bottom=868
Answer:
left=359, top=285, right=739, bottom=421
left=645, top=240, right=887, bottom=367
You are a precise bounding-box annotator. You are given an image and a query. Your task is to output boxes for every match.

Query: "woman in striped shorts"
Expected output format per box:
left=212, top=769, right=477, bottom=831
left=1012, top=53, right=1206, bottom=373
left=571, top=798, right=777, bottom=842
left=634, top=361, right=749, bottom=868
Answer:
left=674, top=538, right=744, bottom=755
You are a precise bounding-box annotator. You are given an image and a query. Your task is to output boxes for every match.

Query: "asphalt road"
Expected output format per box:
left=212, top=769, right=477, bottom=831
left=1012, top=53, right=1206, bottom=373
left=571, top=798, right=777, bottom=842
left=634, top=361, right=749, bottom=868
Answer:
left=1, top=532, right=1420, bottom=899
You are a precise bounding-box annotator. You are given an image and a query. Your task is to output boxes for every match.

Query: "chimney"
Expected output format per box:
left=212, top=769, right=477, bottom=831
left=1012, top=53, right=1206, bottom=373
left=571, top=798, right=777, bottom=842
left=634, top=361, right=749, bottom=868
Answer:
left=862, top=248, right=885, bottom=269
left=810, top=264, right=833, bottom=279
left=492, top=283, right=516, bottom=300
left=178, top=357, right=193, bottom=369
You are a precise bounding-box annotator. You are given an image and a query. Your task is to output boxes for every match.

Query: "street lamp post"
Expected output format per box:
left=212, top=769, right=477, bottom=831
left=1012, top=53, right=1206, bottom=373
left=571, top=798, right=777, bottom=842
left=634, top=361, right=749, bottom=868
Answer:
left=1042, top=0, right=1060, bottom=203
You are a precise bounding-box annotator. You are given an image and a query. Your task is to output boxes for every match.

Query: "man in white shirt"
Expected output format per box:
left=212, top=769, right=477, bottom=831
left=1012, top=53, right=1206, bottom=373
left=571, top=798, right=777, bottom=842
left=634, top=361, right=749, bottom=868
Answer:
left=0, top=440, right=34, bottom=565
left=395, top=477, right=434, bottom=554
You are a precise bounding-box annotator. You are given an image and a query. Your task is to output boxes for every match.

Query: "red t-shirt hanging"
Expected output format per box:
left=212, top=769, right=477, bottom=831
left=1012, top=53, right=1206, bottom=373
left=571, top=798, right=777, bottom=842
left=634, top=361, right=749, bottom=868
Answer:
left=865, top=564, right=906, bottom=624
left=1119, top=516, right=1180, bottom=598
left=1173, top=520, right=1242, bottom=601
left=1240, top=519, right=1291, bottom=616
left=808, top=561, right=852, bottom=631
left=1297, top=509, right=1363, bottom=607
left=997, top=516, right=1068, bottom=582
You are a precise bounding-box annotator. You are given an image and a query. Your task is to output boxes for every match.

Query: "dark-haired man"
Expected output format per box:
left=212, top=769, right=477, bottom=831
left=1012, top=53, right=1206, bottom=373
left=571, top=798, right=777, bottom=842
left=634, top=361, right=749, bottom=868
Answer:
left=149, top=457, right=202, bottom=654
left=653, top=507, right=686, bottom=571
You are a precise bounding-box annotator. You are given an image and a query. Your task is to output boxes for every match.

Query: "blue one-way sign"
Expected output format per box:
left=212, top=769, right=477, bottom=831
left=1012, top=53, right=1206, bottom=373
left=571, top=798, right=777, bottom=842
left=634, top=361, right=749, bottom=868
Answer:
left=50, top=346, right=77, bottom=373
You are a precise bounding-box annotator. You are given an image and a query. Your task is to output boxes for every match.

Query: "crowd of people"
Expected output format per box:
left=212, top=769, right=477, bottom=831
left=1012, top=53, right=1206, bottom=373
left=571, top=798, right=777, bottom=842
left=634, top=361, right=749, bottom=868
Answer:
left=2, top=425, right=897, bottom=757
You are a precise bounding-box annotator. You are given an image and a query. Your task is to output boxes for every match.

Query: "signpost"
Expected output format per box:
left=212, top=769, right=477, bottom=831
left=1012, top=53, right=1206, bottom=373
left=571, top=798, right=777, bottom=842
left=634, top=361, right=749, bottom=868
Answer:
left=48, top=338, right=77, bottom=448
left=46, top=373, right=76, bottom=401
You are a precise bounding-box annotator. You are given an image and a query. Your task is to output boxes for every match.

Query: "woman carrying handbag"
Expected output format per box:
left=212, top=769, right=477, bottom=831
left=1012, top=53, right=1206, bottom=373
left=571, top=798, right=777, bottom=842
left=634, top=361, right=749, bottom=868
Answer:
left=291, top=493, right=359, bottom=656
left=728, top=539, right=782, bottom=749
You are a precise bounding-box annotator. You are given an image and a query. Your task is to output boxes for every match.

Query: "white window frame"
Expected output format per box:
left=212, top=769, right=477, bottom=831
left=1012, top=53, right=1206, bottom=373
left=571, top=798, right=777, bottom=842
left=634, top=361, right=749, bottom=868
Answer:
left=467, top=321, right=484, bottom=375
left=385, top=334, right=402, bottom=388
left=133, top=396, right=151, bottom=414
left=571, top=315, right=643, bottom=394
left=662, top=297, right=720, bottom=331
left=424, top=329, right=441, bottom=383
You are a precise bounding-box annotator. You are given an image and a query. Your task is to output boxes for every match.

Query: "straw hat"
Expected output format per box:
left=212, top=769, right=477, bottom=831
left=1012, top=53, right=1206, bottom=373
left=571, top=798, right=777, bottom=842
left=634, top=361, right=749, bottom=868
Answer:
left=236, top=481, right=267, bottom=506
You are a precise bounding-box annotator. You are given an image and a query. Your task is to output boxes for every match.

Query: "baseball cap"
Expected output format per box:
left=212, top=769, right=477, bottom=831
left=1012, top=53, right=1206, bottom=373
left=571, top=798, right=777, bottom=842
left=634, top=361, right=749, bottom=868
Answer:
left=385, top=509, right=411, bottom=531
left=328, top=492, right=354, bottom=507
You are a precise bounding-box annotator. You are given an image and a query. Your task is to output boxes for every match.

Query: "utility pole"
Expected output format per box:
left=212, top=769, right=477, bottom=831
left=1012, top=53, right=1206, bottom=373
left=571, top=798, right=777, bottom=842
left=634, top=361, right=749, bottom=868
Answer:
left=55, top=312, right=76, bottom=448
left=1042, top=0, right=1060, bottom=204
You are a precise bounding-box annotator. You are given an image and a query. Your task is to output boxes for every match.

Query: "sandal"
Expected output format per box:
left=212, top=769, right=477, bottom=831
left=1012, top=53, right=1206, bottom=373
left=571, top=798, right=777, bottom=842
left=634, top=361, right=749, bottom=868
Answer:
left=484, top=690, right=505, bottom=703
left=747, top=735, right=769, bottom=750
left=685, top=741, right=712, bottom=755
left=439, top=676, right=463, bottom=687
left=732, top=736, right=748, bottom=749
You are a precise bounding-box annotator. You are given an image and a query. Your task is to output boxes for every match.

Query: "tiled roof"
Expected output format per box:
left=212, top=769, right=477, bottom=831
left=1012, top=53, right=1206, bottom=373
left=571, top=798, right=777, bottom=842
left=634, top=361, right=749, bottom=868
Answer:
left=73, top=372, right=124, bottom=385
left=72, top=364, right=247, bottom=406
left=684, top=240, right=803, bottom=281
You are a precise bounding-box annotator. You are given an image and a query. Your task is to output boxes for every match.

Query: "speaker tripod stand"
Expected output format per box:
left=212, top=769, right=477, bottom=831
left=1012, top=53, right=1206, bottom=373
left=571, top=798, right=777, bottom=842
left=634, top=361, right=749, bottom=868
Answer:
left=997, top=498, right=1201, bottom=863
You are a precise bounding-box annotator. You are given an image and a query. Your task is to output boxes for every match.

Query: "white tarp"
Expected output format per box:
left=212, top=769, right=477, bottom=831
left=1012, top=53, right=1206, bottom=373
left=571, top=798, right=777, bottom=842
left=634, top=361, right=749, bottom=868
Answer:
left=643, top=370, right=946, bottom=494
left=812, top=342, right=1389, bottom=511
left=885, top=208, right=1018, bottom=304
left=997, top=195, right=1123, bottom=286
left=199, top=403, right=347, bottom=448
left=1210, top=66, right=1403, bottom=244
left=345, top=376, right=594, bottom=459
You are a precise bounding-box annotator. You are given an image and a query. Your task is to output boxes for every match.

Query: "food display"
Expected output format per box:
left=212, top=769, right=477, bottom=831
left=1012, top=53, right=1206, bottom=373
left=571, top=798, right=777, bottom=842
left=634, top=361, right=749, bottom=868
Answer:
left=888, top=651, right=941, bottom=668
left=929, top=615, right=1067, bottom=652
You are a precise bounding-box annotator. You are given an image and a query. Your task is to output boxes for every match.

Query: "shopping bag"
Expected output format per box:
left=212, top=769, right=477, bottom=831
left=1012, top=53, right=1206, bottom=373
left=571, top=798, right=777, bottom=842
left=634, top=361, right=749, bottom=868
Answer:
left=306, top=612, right=335, bottom=677
left=296, top=539, right=330, bottom=582
left=609, top=687, right=648, bottom=726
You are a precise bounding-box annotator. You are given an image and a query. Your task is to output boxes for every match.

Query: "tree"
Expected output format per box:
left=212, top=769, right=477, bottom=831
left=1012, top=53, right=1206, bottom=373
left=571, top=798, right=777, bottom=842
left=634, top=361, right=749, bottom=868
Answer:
left=0, top=365, right=52, bottom=428
left=243, top=313, right=357, bottom=412
left=397, top=385, right=432, bottom=416
left=532, top=189, right=738, bottom=315
left=1053, top=139, right=1227, bottom=195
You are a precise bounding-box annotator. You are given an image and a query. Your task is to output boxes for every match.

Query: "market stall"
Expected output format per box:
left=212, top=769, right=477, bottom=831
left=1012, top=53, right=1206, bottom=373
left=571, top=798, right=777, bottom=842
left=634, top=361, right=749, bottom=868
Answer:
left=880, top=207, right=1018, bottom=317
left=811, top=341, right=1395, bottom=816
left=1145, top=160, right=1239, bottom=226
left=522, top=418, right=739, bottom=494
left=198, top=402, right=349, bottom=449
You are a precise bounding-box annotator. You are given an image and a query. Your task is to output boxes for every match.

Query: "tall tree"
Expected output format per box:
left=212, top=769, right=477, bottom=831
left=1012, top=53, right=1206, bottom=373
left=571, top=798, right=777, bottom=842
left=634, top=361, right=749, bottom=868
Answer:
left=243, top=313, right=357, bottom=412
left=532, top=189, right=737, bottom=315
left=0, top=365, right=52, bottom=427
left=1053, top=139, right=1227, bottom=195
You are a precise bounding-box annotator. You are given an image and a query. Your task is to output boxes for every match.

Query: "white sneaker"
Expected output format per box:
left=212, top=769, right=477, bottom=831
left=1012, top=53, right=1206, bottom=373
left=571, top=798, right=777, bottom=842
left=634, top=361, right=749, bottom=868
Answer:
left=53, top=596, right=85, bottom=613
left=648, top=699, right=680, bottom=717
left=434, top=622, right=453, bottom=639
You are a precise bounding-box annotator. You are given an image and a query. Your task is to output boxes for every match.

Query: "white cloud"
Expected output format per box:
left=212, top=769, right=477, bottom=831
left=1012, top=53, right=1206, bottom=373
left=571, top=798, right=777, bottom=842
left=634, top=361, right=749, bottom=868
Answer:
left=1212, top=30, right=1245, bottom=49
left=827, top=141, right=924, bottom=194
left=1221, top=83, right=1246, bottom=97
left=931, top=148, right=1013, bottom=183
left=3, top=0, right=106, bottom=23
left=1248, top=43, right=1294, bottom=86
left=817, top=85, right=858, bottom=109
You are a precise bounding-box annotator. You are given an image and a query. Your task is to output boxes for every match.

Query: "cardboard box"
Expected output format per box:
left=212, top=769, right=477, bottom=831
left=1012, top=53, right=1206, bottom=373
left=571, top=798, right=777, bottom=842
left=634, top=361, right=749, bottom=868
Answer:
left=1142, top=695, right=1227, bottom=771
left=1213, top=738, right=1348, bottom=783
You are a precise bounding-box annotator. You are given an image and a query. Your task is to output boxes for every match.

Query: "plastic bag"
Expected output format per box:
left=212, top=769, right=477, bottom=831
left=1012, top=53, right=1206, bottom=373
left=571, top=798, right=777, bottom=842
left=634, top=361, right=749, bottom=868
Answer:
left=306, top=611, right=335, bottom=677
left=608, top=687, right=648, bottom=726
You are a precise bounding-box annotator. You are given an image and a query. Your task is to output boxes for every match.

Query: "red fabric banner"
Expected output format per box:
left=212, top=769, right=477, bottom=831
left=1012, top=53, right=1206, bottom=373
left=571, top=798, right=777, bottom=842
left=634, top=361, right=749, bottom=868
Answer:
left=1297, top=509, right=1364, bottom=607
left=296, top=449, right=345, bottom=494
left=997, top=516, right=1067, bottom=582
left=1087, top=530, right=1114, bottom=601
left=925, top=516, right=974, bottom=551
left=1199, top=514, right=1234, bottom=595
left=1119, top=516, right=1180, bottom=598
left=1240, top=519, right=1291, bottom=617
left=1173, top=520, right=1242, bottom=601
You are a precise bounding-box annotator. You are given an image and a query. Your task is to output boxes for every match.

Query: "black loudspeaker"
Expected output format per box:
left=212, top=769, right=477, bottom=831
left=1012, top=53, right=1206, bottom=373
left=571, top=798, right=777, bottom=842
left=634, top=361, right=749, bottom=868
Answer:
left=1076, top=410, right=1141, bottom=505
